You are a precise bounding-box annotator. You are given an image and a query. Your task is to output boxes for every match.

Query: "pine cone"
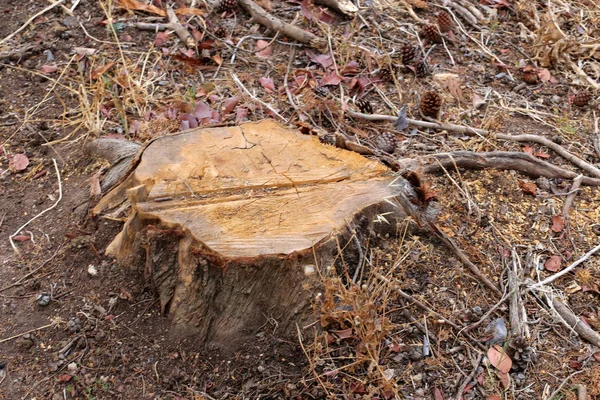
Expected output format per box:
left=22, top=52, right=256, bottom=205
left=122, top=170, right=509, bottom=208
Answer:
left=379, top=65, right=395, bottom=81
left=572, top=91, right=593, bottom=107
left=421, top=25, right=443, bottom=44
left=213, top=25, right=228, bottom=38
left=319, top=133, right=337, bottom=146
left=401, top=43, right=417, bottom=66
left=437, top=11, right=453, bottom=33
left=414, top=59, right=430, bottom=77
left=356, top=98, right=373, bottom=114
left=522, top=70, right=538, bottom=84
left=215, top=0, right=237, bottom=13
left=420, top=91, right=442, bottom=117
left=375, top=132, right=399, bottom=153
left=313, top=86, right=329, bottom=97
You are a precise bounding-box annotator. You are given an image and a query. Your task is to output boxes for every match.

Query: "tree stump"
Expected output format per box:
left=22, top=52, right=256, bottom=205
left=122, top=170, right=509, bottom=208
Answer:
left=93, top=119, right=414, bottom=349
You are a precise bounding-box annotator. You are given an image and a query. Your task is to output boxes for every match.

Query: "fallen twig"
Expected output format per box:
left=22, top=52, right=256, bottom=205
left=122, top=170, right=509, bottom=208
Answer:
left=0, top=0, right=67, bottom=45
left=453, top=354, right=483, bottom=400
left=232, top=73, right=285, bottom=121
left=400, top=151, right=600, bottom=186
left=428, top=223, right=502, bottom=298
left=528, top=243, right=600, bottom=291
left=9, top=159, right=63, bottom=254
left=166, top=6, right=196, bottom=48
left=0, top=320, right=60, bottom=344
left=551, top=297, right=600, bottom=346
left=348, top=110, right=600, bottom=178
left=562, top=175, right=583, bottom=221
left=238, top=0, right=325, bottom=47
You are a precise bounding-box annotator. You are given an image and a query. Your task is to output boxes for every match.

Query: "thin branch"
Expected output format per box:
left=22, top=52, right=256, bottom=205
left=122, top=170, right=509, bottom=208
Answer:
left=0, top=0, right=67, bottom=45
left=9, top=159, right=63, bottom=254
left=528, top=243, right=600, bottom=291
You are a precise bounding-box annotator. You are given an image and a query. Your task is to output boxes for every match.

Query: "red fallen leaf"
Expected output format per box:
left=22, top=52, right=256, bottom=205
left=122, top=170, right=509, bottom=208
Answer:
left=298, top=0, right=315, bottom=20
left=314, top=7, right=334, bottom=24
left=194, top=102, right=211, bottom=120
left=551, top=215, right=565, bottom=232
left=154, top=31, right=171, bottom=46
left=259, top=77, right=276, bottom=93
left=306, top=50, right=333, bottom=69
left=341, top=60, right=361, bottom=75
left=350, top=382, right=367, bottom=394
left=537, top=68, right=552, bottom=83
left=518, top=180, right=537, bottom=195
left=488, top=345, right=512, bottom=373
left=522, top=145, right=534, bottom=155
left=12, top=234, right=31, bottom=242
left=33, top=170, right=47, bottom=179
left=433, top=387, right=444, bottom=400
left=390, top=342, right=401, bottom=352
left=9, top=154, right=29, bottom=172
left=198, top=40, right=215, bottom=50
left=476, top=373, right=485, bottom=385
left=255, top=40, right=272, bottom=59
left=222, top=97, right=238, bottom=114
left=321, top=72, right=342, bottom=86
left=534, top=152, right=550, bottom=159
left=487, top=396, right=502, bottom=400
left=569, top=359, right=583, bottom=369
left=210, top=110, right=221, bottom=122
left=57, top=374, right=73, bottom=383
left=116, top=0, right=166, bottom=16
left=235, top=107, right=248, bottom=124
left=544, top=255, right=562, bottom=272
left=582, top=283, right=600, bottom=293
left=91, top=62, right=116, bottom=79
left=41, top=65, right=58, bottom=74
left=593, top=352, right=600, bottom=363
left=212, top=54, right=223, bottom=66
left=496, top=370, right=510, bottom=389
left=105, top=315, right=115, bottom=320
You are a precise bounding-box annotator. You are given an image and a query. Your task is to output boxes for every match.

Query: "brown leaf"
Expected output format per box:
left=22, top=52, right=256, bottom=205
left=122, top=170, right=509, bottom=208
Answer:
left=116, top=0, right=166, bottom=16
left=9, top=154, right=29, bottom=172
left=593, top=352, right=600, bottom=363
left=518, top=180, right=537, bottom=195
left=57, top=374, right=73, bottom=383
left=331, top=328, right=353, bottom=339
left=255, top=40, right=272, bottom=59
left=119, top=287, right=134, bottom=301
left=175, top=7, right=206, bottom=16
left=551, top=215, right=565, bottom=232
left=497, top=370, right=510, bottom=389
left=91, top=62, right=116, bottom=80
left=487, top=395, right=502, bottom=400
left=321, top=72, right=342, bottom=86
left=41, top=65, right=58, bottom=74
left=488, top=345, right=512, bottom=373
left=306, top=50, right=333, bottom=69
left=222, top=97, right=239, bottom=114
left=89, top=169, right=103, bottom=197
left=235, top=107, right=248, bottom=124
left=259, top=77, right=276, bottom=93
left=533, top=152, right=550, bottom=159
left=433, top=387, right=444, bottom=400
left=154, top=31, right=171, bottom=46
left=522, top=145, right=534, bottom=155
left=12, top=234, right=31, bottom=242
left=544, top=255, right=562, bottom=272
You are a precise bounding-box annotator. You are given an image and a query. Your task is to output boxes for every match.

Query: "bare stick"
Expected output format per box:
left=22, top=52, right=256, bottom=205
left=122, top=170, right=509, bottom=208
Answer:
left=238, top=0, right=324, bottom=47
left=9, top=159, right=62, bottom=254
left=166, top=6, right=196, bottom=48
left=454, top=354, right=483, bottom=400
left=547, top=370, right=585, bottom=400
left=417, top=152, right=600, bottom=186
left=562, top=175, right=583, bottom=220
left=348, top=110, right=600, bottom=178
left=0, top=0, right=67, bottom=45
left=429, top=223, right=502, bottom=298
left=0, top=321, right=60, bottom=343
left=528, top=243, right=600, bottom=291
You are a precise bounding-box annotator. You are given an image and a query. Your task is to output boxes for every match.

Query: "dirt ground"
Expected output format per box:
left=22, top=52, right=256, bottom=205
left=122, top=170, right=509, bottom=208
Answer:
left=1, top=0, right=600, bottom=399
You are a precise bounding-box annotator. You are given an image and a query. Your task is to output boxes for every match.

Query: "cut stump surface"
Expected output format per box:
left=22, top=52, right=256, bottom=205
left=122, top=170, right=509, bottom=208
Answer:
left=95, top=119, right=407, bottom=348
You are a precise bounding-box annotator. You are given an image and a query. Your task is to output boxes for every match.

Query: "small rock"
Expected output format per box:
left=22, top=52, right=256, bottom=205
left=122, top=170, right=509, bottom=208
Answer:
left=257, top=365, right=265, bottom=373
left=16, top=334, right=34, bottom=350
left=536, top=177, right=550, bottom=192
left=36, top=293, right=51, bottom=307
left=68, top=317, right=81, bottom=333
left=87, top=264, right=98, bottom=276
left=67, top=362, right=78, bottom=372
left=408, top=348, right=423, bottom=361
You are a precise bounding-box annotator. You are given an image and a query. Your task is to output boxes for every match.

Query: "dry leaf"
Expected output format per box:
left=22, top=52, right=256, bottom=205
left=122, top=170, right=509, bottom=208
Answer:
left=522, top=145, right=534, bottom=155
left=116, top=0, right=166, bottom=16
left=154, top=31, right=171, bottom=46
left=533, top=152, right=550, bottom=159
left=551, top=215, right=565, bottom=232
left=9, top=154, right=29, bottom=172
left=544, top=255, right=562, bottom=272
left=488, top=345, right=512, bottom=373
left=91, top=62, right=116, bottom=80
left=433, top=387, right=444, bottom=400
left=487, top=395, right=502, bottom=400
left=321, top=72, right=342, bottom=86
left=41, top=65, right=58, bottom=74
left=12, top=234, right=31, bottom=242
left=255, top=40, right=272, bottom=59
left=497, top=371, right=511, bottom=389
left=331, top=328, right=353, bottom=339
left=518, top=180, right=537, bottom=195
left=222, top=97, right=239, bottom=114
left=259, top=77, right=276, bottom=93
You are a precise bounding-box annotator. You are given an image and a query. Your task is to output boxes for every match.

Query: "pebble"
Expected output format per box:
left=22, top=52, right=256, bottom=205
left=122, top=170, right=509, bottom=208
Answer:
left=36, top=293, right=51, bottom=307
